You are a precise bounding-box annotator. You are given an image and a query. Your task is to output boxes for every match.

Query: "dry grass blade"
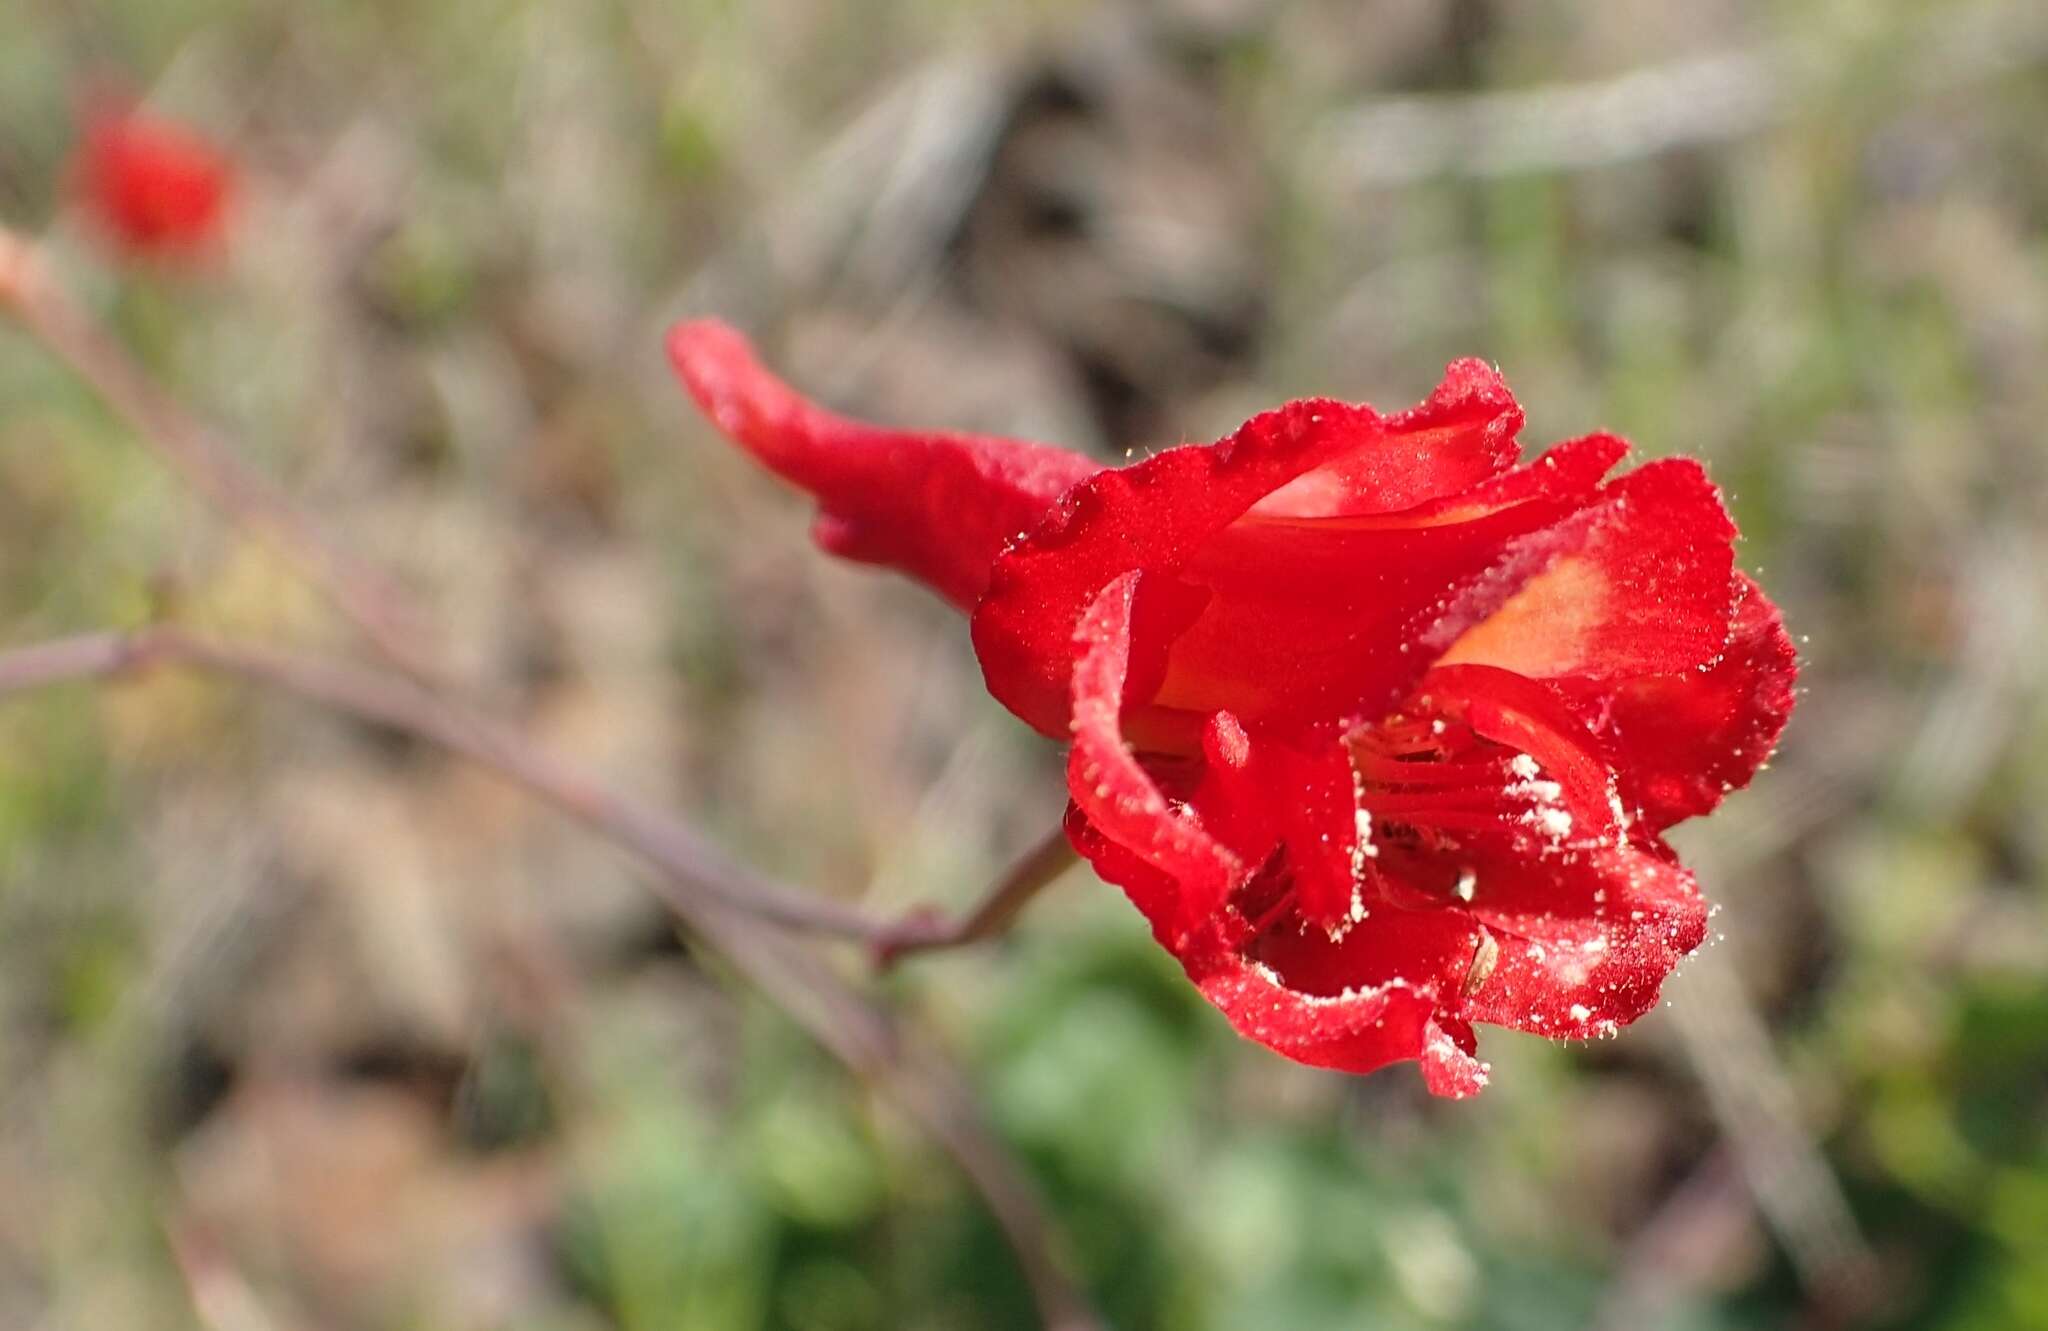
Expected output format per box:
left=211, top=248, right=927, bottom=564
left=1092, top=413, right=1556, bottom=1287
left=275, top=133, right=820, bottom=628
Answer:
left=1314, top=0, right=2048, bottom=187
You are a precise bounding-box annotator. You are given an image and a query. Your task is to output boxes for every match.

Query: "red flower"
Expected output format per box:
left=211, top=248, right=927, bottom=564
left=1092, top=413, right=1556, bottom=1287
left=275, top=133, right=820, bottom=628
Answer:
left=669, top=320, right=1797, bottom=1097
left=73, top=104, right=235, bottom=260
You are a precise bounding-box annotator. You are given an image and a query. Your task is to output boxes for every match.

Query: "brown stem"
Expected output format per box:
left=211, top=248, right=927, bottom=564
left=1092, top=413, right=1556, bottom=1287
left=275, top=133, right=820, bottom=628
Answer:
left=0, top=229, right=1060, bottom=962
left=0, top=629, right=892, bottom=941
left=0, top=626, right=1101, bottom=1329
left=875, top=822, right=1078, bottom=968
left=2, top=224, right=1084, bottom=1321
left=0, top=227, right=442, bottom=681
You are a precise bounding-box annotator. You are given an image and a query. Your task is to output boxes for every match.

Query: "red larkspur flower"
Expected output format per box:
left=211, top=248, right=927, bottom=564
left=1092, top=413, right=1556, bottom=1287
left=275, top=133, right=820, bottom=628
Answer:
left=669, top=319, right=1796, bottom=1097
left=73, top=105, right=235, bottom=260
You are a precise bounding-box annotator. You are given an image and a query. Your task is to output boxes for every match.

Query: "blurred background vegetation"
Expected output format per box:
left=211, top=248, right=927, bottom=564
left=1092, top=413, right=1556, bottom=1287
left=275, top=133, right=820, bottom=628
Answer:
left=4, top=1, right=2048, bottom=1327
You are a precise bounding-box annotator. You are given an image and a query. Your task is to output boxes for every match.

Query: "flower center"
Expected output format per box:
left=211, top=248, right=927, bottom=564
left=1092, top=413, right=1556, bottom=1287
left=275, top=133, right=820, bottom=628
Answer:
left=1343, top=711, right=1576, bottom=908
left=1210, top=687, right=1612, bottom=959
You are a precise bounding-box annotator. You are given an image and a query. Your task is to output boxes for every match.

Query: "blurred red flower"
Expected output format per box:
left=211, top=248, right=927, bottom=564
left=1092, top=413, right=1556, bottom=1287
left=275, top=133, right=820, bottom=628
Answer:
left=73, top=104, right=235, bottom=260
left=669, top=320, right=1797, bottom=1097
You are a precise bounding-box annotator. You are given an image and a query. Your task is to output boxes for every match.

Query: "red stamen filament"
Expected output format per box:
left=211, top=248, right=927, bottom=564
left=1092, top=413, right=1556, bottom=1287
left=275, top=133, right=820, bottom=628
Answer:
left=1350, top=753, right=1515, bottom=787
left=1375, top=811, right=1520, bottom=835
left=1360, top=788, right=1525, bottom=817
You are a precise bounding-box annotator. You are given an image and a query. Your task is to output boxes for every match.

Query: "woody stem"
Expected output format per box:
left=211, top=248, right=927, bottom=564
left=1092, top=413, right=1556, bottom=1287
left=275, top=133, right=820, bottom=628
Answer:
left=0, top=625, right=1102, bottom=1330
left=874, top=823, right=1080, bottom=968
left=0, top=224, right=443, bottom=682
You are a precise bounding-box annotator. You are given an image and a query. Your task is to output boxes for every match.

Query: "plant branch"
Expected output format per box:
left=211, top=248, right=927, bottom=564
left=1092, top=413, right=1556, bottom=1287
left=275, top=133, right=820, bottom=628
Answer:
left=1, top=222, right=1086, bottom=1321
left=0, top=624, right=1101, bottom=1330
left=0, top=628, right=908, bottom=943
left=875, top=822, right=1077, bottom=968
left=0, top=226, right=442, bottom=680
left=2, top=204, right=1090, bottom=1324
left=0, top=629, right=1063, bottom=956
left=0, top=228, right=1064, bottom=961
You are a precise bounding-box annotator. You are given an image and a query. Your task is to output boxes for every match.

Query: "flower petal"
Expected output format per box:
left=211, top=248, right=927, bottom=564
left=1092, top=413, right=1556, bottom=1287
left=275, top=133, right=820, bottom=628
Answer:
left=1064, top=702, right=1504, bottom=1093
left=1176, top=909, right=1492, bottom=1094
left=1240, top=896, right=1479, bottom=999
left=1252, top=358, right=1524, bottom=518
left=1417, top=663, right=1623, bottom=839
left=978, top=429, right=1626, bottom=741
left=1457, top=844, right=1708, bottom=1040
left=1569, top=573, right=1799, bottom=830
left=1182, top=932, right=1446, bottom=1079
left=1065, top=572, right=1242, bottom=939
left=1434, top=457, right=1737, bottom=683
left=1137, top=435, right=1629, bottom=734
left=668, top=320, right=1098, bottom=610
left=1061, top=800, right=1189, bottom=953
left=1419, top=1016, right=1491, bottom=1099
left=975, top=397, right=1382, bottom=736
left=1190, top=712, right=1364, bottom=931
left=74, top=104, right=234, bottom=258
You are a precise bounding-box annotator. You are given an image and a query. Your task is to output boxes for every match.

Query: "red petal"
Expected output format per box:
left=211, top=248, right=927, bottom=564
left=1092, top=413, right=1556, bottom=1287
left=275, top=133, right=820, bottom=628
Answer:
left=1418, top=663, right=1623, bottom=839
left=976, top=422, right=1623, bottom=740
left=1062, top=800, right=1189, bottom=953
left=1252, top=358, right=1523, bottom=518
left=1137, top=434, right=1628, bottom=734
left=1434, top=457, right=1737, bottom=683
left=976, top=397, right=1382, bottom=736
left=1059, top=586, right=1496, bottom=1094
left=1419, top=1016, right=1491, bottom=1098
left=1190, top=713, right=1363, bottom=930
left=1178, top=912, right=1492, bottom=1094
left=1241, top=896, right=1478, bottom=999
left=667, top=320, right=1098, bottom=611
left=1063, top=713, right=1700, bottom=1091
left=1569, top=573, right=1799, bottom=830
left=1458, top=844, right=1708, bottom=1040
left=1186, top=949, right=1445, bottom=1079
left=74, top=106, right=234, bottom=257
left=1071, top=769, right=1692, bottom=1093
left=1064, top=573, right=1242, bottom=939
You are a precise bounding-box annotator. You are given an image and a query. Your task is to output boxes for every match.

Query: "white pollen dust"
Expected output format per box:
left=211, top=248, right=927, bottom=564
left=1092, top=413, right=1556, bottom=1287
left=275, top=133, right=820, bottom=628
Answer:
left=1351, top=807, right=1379, bottom=861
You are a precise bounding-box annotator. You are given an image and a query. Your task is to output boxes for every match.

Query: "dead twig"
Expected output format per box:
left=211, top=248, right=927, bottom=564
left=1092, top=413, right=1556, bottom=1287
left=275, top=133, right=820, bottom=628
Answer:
left=0, top=627, right=1033, bottom=951
left=2, top=203, right=1091, bottom=1324
left=0, top=226, right=442, bottom=681
left=0, top=625, right=1100, bottom=1330
left=0, top=274, right=1061, bottom=957
left=1, top=211, right=1073, bottom=959
left=875, top=822, right=1078, bottom=968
